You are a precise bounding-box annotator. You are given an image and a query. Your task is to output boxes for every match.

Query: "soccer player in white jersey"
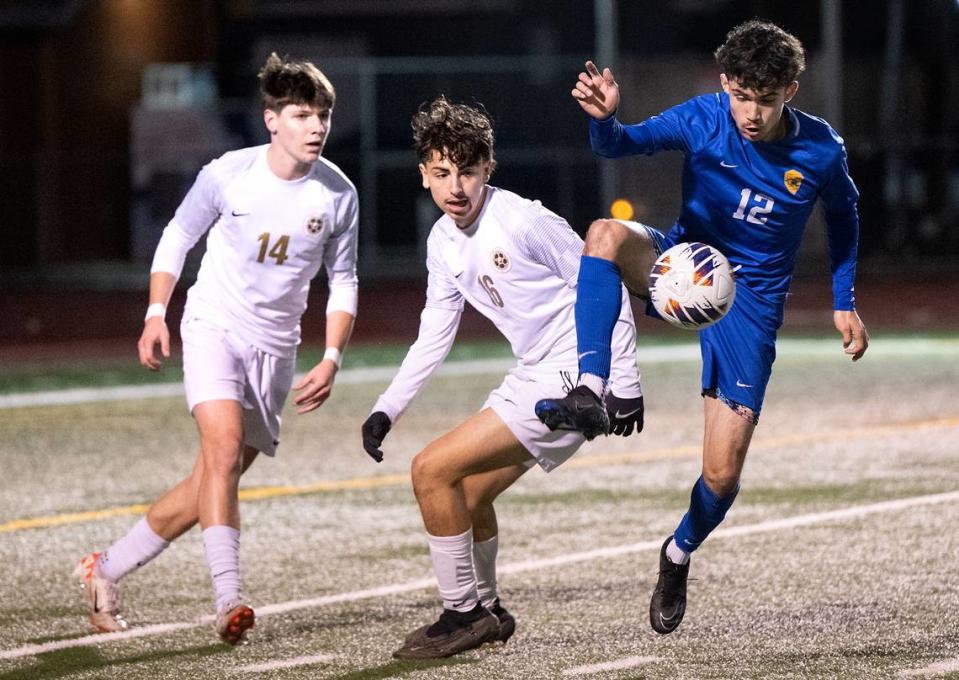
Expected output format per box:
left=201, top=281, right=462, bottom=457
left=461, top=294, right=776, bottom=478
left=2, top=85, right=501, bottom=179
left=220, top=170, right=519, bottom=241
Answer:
left=360, top=97, right=644, bottom=660
left=73, top=53, right=359, bottom=645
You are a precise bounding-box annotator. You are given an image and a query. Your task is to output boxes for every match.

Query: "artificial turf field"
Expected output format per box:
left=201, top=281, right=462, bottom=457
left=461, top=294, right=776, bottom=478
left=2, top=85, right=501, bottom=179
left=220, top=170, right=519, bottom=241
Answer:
left=0, top=335, right=957, bottom=679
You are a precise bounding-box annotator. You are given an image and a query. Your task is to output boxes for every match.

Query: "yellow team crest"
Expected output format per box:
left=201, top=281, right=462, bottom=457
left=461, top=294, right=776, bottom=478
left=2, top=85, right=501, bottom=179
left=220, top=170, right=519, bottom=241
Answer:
left=784, top=169, right=804, bottom=195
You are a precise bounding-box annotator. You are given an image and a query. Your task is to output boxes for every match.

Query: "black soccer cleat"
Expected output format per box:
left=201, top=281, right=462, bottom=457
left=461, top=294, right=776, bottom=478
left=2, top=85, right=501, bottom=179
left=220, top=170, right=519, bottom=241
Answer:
left=489, top=598, right=516, bottom=643
left=649, top=536, right=690, bottom=635
left=393, top=604, right=500, bottom=660
left=534, top=385, right=610, bottom=441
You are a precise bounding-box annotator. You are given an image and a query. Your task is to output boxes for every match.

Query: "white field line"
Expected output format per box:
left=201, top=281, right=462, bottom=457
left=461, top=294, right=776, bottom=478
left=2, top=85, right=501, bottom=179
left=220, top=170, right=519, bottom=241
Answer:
left=239, top=653, right=337, bottom=673
left=899, top=657, right=959, bottom=677
left=2, top=489, right=958, bottom=662
left=0, top=347, right=698, bottom=409
left=2, top=337, right=956, bottom=410
left=563, top=655, right=661, bottom=676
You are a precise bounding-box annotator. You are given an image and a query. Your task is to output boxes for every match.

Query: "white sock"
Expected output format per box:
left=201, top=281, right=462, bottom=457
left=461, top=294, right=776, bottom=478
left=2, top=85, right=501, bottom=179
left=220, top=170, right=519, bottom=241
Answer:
left=97, top=518, right=170, bottom=582
left=666, top=537, right=690, bottom=565
left=473, top=535, right=499, bottom=609
left=428, top=528, right=479, bottom=612
left=578, top=373, right=606, bottom=399
left=202, top=525, right=242, bottom=613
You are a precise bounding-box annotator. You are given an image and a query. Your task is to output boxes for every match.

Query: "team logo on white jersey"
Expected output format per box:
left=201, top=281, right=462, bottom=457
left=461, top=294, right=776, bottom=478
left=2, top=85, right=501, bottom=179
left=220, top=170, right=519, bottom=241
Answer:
left=305, top=215, right=326, bottom=237
left=491, top=247, right=511, bottom=272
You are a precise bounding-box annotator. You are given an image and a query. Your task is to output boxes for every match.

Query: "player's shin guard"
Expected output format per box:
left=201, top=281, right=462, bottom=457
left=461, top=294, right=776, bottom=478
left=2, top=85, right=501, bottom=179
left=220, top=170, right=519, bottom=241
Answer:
left=472, top=535, right=498, bottom=609
left=97, top=518, right=170, bottom=582
left=575, top=256, right=623, bottom=382
left=428, top=528, right=480, bottom=612
left=673, top=475, right=739, bottom=554
left=202, top=525, right=243, bottom=614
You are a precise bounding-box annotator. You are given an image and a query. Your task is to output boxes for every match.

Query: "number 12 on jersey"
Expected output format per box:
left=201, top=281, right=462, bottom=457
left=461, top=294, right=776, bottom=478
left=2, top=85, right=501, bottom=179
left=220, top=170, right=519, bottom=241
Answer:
left=732, top=188, right=774, bottom=225
left=257, top=232, right=290, bottom=265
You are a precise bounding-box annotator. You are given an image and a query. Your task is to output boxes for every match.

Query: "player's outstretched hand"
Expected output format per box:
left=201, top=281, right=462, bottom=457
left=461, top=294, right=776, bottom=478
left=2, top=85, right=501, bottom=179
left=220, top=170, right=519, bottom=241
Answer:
left=572, top=60, right=620, bottom=121
left=834, top=310, right=869, bottom=362
left=138, top=318, right=170, bottom=371
left=362, top=411, right=391, bottom=463
left=606, top=393, right=644, bottom=437
left=293, top=360, right=337, bottom=414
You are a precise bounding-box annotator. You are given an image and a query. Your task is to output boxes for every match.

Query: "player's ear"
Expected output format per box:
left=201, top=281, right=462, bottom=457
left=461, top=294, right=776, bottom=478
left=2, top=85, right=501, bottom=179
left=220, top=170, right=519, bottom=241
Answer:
left=264, top=107, right=278, bottom=135
left=784, top=80, right=799, bottom=103
left=719, top=73, right=730, bottom=93
left=419, top=163, right=430, bottom=189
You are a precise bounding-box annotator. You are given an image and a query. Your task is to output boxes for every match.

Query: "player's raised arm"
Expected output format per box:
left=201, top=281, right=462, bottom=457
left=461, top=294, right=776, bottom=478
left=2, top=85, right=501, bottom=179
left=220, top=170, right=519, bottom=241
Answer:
left=571, top=60, right=620, bottom=121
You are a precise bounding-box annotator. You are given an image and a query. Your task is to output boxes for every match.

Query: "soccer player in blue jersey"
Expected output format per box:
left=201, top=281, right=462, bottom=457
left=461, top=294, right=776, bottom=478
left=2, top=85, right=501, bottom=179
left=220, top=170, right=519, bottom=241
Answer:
left=535, top=19, right=869, bottom=634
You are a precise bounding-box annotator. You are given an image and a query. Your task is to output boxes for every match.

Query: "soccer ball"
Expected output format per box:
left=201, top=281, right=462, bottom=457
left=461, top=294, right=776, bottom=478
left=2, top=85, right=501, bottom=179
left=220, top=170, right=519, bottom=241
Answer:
left=648, top=242, right=736, bottom=330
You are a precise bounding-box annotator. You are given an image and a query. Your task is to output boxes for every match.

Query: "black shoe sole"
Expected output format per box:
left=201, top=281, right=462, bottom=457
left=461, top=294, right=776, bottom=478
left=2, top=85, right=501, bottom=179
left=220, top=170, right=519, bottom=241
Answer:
left=649, top=537, right=689, bottom=635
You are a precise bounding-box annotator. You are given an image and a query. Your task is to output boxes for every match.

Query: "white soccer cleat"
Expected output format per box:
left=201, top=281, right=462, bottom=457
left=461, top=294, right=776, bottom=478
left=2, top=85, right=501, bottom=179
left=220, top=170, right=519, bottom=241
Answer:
left=215, top=601, right=255, bottom=645
left=73, top=552, right=128, bottom=633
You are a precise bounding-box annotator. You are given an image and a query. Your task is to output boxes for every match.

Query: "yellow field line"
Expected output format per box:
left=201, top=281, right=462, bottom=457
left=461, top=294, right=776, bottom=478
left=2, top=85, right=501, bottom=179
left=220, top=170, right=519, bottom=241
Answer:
left=2, top=416, right=956, bottom=534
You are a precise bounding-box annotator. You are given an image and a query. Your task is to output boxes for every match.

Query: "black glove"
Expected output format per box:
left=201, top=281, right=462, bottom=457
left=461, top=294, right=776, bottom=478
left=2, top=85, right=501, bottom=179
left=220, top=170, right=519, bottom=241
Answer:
left=606, top=393, right=644, bottom=437
left=362, top=411, right=392, bottom=462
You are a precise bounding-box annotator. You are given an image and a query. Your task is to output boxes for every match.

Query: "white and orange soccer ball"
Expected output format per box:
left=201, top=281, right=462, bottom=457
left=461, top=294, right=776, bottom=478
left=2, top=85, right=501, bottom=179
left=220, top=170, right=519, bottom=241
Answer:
left=648, top=242, right=736, bottom=330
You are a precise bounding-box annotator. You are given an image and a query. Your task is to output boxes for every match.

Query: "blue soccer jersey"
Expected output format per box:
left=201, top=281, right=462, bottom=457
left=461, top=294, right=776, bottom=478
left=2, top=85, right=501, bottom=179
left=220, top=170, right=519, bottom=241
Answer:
left=589, top=92, right=860, bottom=310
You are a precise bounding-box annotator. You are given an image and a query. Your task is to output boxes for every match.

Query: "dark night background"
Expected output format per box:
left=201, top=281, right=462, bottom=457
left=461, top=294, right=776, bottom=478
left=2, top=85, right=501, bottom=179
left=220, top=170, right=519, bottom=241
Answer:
left=0, top=1, right=956, bottom=349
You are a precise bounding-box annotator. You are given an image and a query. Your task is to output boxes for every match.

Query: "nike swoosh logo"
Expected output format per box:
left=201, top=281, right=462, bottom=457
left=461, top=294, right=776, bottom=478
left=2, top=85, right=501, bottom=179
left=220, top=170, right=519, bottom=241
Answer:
left=231, top=210, right=250, bottom=217
left=720, top=161, right=738, bottom=168
left=658, top=611, right=681, bottom=628
left=577, top=351, right=598, bottom=361
left=735, top=380, right=753, bottom=388
left=614, top=407, right=641, bottom=418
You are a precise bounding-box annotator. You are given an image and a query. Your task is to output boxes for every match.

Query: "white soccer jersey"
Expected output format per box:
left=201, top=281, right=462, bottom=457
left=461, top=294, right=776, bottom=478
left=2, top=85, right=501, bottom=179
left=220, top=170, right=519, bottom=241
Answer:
left=151, top=144, right=359, bottom=357
left=372, top=185, right=641, bottom=422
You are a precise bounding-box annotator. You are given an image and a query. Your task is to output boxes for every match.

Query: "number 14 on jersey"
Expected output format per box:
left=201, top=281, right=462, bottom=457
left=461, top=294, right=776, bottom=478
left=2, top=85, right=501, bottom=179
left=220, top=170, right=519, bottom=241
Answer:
left=257, top=232, right=290, bottom=265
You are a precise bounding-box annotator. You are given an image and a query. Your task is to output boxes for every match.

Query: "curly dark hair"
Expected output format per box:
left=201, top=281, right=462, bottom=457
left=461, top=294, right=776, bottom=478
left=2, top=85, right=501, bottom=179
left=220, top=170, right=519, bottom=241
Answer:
left=714, top=19, right=806, bottom=91
left=411, top=96, right=497, bottom=173
left=258, top=52, right=335, bottom=112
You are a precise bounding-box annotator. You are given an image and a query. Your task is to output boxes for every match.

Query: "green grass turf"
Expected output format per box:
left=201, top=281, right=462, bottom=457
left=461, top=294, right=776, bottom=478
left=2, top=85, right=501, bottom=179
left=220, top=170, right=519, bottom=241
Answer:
left=0, top=336, right=957, bottom=678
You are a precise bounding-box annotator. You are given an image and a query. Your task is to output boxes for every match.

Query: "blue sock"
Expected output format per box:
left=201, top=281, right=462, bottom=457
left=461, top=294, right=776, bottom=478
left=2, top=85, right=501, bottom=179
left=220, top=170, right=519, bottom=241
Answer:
left=575, top=256, right=622, bottom=381
left=673, top=475, right=739, bottom=553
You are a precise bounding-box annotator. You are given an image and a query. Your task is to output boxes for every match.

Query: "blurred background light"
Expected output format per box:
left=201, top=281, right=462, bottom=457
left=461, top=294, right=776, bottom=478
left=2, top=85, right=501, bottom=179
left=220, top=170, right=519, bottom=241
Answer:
left=610, top=198, right=635, bottom=221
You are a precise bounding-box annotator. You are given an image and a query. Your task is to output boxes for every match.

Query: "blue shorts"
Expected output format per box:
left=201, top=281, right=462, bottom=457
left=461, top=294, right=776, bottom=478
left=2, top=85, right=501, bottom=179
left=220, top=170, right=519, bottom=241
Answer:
left=636, top=224, right=784, bottom=420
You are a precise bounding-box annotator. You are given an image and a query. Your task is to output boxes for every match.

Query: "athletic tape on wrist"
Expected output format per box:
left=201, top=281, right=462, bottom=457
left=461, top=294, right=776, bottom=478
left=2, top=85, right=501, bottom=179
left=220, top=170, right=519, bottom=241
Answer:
left=144, top=303, right=167, bottom=321
left=323, top=347, right=342, bottom=368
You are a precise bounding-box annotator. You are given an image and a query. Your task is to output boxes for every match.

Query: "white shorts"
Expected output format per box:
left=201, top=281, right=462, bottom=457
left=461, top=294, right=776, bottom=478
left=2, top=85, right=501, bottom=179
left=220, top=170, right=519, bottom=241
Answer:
left=180, top=316, right=295, bottom=456
left=483, top=369, right=586, bottom=473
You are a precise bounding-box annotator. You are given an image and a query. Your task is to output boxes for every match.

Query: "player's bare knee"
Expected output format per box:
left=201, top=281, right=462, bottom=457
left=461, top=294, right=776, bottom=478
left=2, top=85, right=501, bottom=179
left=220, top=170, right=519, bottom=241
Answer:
left=702, top=468, right=740, bottom=497
left=464, top=488, right=493, bottom=517
left=584, top=219, right=628, bottom=262
left=410, top=450, right=445, bottom=495
left=201, top=442, right=244, bottom=478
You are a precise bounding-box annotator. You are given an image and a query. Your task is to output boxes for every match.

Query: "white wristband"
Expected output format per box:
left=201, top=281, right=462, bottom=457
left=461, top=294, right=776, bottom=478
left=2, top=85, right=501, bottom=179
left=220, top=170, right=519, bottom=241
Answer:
left=145, top=303, right=167, bottom=321
left=323, top=347, right=342, bottom=368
